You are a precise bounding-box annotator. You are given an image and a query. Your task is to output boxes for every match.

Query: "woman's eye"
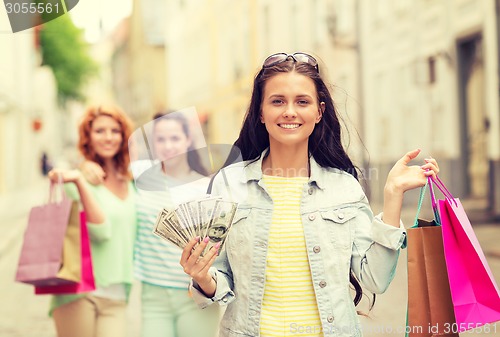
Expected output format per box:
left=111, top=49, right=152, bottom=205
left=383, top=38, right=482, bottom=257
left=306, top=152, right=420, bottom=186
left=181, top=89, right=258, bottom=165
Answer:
left=112, top=128, right=121, bottom=134
left=298, top=100, right=309, bottom=105
left=272, top=99, right=284, bottom=105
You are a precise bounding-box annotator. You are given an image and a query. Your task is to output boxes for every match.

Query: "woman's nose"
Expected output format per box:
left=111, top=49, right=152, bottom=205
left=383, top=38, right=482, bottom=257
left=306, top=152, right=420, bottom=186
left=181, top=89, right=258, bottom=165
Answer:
left=163, top=141, right=174, bottom=150
left=282, top=106, right=297, bottom=118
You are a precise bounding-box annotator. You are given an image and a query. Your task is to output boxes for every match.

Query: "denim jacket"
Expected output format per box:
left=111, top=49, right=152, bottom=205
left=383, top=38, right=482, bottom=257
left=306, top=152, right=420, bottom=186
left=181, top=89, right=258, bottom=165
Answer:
left=190, top=151, right=406, bottom=337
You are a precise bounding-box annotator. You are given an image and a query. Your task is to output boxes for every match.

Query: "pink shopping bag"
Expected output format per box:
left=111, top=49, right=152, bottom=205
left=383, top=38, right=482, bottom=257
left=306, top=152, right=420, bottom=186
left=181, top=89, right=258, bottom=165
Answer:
left=16, top=181, right=80, bottom=286
left=431, top=177, right=500, bottom=332
left=34, top=212, right=95, bottom=294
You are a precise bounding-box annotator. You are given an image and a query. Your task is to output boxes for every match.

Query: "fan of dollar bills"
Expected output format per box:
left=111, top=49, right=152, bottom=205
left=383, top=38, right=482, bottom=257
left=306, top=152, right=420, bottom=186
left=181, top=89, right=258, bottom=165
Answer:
left=153, top=196, right=238, bottom=256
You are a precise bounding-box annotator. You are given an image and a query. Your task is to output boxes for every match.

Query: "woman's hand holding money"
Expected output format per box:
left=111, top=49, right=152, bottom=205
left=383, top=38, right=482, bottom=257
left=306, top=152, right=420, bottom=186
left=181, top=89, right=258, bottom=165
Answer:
left=180, top=236, right=221, bottom=298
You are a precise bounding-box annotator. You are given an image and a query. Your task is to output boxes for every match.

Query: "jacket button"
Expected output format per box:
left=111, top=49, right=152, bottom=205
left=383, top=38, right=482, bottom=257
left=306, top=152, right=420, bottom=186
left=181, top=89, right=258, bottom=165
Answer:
left=319, top=280, right=327, bottom=288
left=308, top=214, right=316, bottom=221
left=222, top=297, right=228, bottom=303
left=313, top=246, right=321, bottom=253
left=337, top=212, right=345, bottom=220
left=327, top=315, right=334, bottom=323
left=308, top=187, right=314, bottom=195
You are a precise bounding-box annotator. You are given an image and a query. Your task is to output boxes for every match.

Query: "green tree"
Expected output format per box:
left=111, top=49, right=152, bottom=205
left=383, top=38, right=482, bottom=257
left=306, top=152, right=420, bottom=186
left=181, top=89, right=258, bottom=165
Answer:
left=39, top=14, right=98, bottom=103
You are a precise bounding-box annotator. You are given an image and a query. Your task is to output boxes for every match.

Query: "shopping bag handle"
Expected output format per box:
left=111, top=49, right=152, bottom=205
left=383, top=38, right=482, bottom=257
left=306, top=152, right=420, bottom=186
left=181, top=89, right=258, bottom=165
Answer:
left=49, top=173, right=67, bottom=204
left=427, top=177, right=441, bottom=225
left=413, top=177, right=441, bottom=227
left=429, top=175, right=458, bottom=206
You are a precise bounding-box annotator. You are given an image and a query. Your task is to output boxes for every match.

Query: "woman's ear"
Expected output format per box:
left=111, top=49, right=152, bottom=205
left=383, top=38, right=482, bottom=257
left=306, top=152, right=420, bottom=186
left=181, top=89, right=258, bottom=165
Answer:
left=316, top=102, right=325, bottom=123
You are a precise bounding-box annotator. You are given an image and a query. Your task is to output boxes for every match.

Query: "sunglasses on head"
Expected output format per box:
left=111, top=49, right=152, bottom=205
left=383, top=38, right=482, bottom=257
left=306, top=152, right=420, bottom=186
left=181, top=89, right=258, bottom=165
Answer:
left=262, top=52, right=319, bottom=72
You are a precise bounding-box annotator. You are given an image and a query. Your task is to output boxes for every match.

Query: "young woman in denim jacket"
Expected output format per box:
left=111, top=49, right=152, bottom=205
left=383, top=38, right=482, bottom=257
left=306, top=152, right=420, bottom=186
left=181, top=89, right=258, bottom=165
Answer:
left=180, top=53, right=440, bottom=337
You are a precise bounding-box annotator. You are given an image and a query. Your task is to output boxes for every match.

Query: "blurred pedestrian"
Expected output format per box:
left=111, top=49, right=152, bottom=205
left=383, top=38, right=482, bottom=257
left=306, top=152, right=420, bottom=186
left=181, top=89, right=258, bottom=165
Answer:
left=40, top=151, right=53, bottom=176
left=82, top=111, right=221, bottom=337
left=180, top=52, right=440, bottom=337
left=133, top=111, right=220, bottom=337
left=48, top=104, right=137, bottom=337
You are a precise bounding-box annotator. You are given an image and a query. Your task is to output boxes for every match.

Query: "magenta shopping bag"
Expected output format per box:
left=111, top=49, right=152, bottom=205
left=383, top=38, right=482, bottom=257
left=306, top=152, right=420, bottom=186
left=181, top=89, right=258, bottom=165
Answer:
left=431, top=177, right=500, bottom=332
left=34, top=212, right=95, bottom=295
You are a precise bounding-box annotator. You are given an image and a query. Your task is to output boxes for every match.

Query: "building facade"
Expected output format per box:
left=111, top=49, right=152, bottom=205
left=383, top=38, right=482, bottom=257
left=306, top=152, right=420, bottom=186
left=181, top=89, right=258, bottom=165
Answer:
left=163, top=0, right=360, bottom=162
left=0, top=15, right=63, bottom=215
left=162, top=0, right=500, bottom=217
left=111, top=0, right=167, bottom=126
left=358, top=0, right=500, bottom=216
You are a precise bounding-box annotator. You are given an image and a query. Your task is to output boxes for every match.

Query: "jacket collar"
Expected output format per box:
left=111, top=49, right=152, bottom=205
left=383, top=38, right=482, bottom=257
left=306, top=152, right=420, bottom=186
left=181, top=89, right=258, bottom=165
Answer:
left=242, top=148, right=325, bottom=190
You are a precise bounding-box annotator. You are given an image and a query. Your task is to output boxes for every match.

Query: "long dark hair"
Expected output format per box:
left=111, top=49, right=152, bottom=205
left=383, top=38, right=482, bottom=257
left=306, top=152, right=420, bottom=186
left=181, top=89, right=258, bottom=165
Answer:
left=233, top=59, right=372, bottom=309
left=234, top=61, right=358, bottom=179
left=152, top=111, right=209, bottom=176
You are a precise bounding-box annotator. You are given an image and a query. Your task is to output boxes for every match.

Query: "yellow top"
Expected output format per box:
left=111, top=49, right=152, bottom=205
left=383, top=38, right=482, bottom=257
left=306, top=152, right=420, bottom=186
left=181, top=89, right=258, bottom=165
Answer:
left=260, top=175, right=323, bottom=337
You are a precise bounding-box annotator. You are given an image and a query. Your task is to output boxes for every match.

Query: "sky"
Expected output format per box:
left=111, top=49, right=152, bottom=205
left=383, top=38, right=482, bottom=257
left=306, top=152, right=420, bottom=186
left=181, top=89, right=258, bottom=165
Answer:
left=69, top=0, right=133, bottom=43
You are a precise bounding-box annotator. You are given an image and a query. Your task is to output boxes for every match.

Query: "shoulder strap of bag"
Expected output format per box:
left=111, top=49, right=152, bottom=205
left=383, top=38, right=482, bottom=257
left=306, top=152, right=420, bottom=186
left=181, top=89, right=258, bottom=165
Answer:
left=206, top=174, right=216, bottom=194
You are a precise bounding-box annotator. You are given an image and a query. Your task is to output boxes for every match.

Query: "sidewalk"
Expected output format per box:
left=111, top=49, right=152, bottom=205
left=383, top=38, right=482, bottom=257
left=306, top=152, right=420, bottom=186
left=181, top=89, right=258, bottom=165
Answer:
left=0, top=179, right=47, bottom=260
left=0, top=179, right=141, bottom=337
left=364, top=201, right=500, bottom=337
left=359, top=223, right=500, bottom=337
left=0, top=211, right=141, bottom=337
left=0, top=178, right=47, bottom=220
left=2, top=184, right=498, bottom=336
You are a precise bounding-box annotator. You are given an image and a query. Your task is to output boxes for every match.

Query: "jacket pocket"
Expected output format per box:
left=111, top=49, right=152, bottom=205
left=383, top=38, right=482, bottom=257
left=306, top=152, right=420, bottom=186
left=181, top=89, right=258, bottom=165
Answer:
left=226, top=207, right=251, bottom=251
left=320, top=207, right=357, bottom=248
left=232, top=208, right=251, bottom=225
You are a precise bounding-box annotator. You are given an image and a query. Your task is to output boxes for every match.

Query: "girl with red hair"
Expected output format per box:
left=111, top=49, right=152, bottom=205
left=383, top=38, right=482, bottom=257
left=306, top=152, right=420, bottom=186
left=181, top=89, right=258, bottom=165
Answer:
left=48, top=105, right=137, bottom=337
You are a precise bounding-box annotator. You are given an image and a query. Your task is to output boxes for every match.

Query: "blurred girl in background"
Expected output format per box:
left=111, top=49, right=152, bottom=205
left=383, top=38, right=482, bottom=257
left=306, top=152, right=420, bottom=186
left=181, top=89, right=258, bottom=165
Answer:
left=134, top=111, right=220, bottom=337
left=48, top=105, right=137, bottom=337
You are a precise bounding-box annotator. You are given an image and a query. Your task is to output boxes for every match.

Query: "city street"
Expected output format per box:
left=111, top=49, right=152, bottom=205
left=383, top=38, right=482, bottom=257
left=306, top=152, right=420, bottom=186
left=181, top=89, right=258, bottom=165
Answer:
left=0, top=182, right=141, bottom=337
left=0, top=186, right=499, bottom=337
left=0, top=211, right=142, bottom=337
left=2, top=0, right=500, bottom=336
left=358, top=223, right=500, bottom=337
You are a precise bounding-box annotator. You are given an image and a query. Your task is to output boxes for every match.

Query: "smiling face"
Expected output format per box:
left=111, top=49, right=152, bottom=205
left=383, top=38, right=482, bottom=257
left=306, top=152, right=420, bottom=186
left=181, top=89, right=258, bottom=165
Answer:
left=89, top=115, right=123, bottom=160
left=260, top=71, right=324, bottom=150
left=153, top=119, right=192, bottom=168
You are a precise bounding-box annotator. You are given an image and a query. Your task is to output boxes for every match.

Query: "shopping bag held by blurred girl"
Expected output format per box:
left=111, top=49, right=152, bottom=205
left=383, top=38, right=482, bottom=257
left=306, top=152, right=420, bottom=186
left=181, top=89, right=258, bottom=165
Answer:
left=34, top=211, right=95, bottom=294
left=15, top=178, right=81, bottom=286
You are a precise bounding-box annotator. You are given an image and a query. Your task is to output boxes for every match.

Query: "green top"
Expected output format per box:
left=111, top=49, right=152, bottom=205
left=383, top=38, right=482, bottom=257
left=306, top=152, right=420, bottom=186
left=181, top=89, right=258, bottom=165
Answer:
left=49, top=180, right=137, bottom=315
